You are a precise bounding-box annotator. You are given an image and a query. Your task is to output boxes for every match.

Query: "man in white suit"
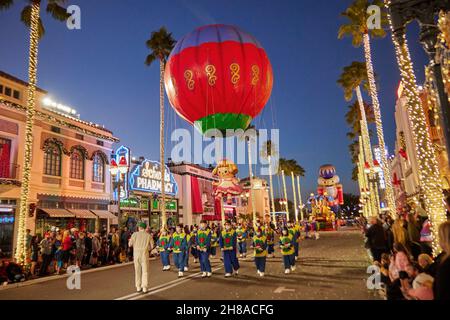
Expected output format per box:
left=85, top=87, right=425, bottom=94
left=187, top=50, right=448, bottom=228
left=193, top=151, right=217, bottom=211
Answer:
left=129, top=222, right=152, bottom=293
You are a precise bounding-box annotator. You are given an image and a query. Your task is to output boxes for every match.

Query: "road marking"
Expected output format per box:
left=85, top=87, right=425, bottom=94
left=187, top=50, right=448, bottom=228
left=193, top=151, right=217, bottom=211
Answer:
left=274, top=286, right=295, bottom=293
left=115, top=265, right=223, bottom=300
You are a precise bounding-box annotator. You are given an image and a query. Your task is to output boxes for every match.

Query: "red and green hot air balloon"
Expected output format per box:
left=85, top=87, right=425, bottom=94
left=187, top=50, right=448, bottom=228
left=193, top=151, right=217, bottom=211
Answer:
left=164, top=24, right=273, bottom=134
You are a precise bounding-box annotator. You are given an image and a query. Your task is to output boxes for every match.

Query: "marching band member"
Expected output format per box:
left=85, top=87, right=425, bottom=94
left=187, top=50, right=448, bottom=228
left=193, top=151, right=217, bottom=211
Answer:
left=156, top=228, right=171, bottom=271
left=219, top=220, right=240, bottom=277
left=236, top=222, right=248, bottom=258
left=196, top=220, right=212, bottom=278
left=210, top=224, right=219, bottom=259
left=252, top=228, right=267, bottom=277
left=183, top=225, right=192, bottom=272
left=279, top=227, right=296, bottom=274
left=169, top=224, right=188, bottom=277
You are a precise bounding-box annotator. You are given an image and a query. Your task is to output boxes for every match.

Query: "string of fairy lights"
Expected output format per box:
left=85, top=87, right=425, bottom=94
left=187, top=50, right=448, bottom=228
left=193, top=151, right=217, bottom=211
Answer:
left=15, top=2, right=41, bottom=265
left=438, top=11, right=450, bottom=93
left=385, top=0, right=447, bottom=256
left=362, top=34, right=397, bottom=217
left=356, top=86, right=379, bottom=218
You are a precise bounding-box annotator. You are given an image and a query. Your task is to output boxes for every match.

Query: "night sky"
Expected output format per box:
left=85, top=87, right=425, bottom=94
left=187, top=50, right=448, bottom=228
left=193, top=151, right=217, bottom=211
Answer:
left=0, top=0, right=430, bottom=200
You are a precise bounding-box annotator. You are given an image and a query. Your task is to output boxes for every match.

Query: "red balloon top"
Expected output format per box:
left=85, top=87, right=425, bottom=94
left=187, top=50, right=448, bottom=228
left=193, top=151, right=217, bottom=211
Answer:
left=164, top=24, right=273, bottom=134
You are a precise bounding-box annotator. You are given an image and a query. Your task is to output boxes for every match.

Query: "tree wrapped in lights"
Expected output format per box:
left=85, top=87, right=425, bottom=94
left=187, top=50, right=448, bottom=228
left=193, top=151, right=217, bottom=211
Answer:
left=385, top=0, right=447, bottom=255
left=338, top=0, right=396, bottom=217
left=438, top=11, right=450, bottom=89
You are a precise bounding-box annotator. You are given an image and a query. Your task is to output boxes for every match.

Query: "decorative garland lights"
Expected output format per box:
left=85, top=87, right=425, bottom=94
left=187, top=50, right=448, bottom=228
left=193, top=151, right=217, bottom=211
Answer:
left=15, top=1, right=40, bottom=265
left=385, top=0, right=448, bottom=255
left=438, top=11, right=450, bottom=96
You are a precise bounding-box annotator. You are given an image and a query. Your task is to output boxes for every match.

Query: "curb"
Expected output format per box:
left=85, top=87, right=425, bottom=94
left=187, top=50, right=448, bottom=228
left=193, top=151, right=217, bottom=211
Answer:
left=0, top=257, right=157, bottom=292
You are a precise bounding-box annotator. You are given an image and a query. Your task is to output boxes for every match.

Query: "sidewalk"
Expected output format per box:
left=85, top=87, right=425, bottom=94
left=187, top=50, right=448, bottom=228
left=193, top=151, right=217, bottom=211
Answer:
left=0, top=257, right=156, bottom=292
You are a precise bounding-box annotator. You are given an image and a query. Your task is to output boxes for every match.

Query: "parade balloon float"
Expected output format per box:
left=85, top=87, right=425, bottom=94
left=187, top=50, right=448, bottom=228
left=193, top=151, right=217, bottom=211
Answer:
left=212, top=159, right=243, bottom=224
left=164, top=24, right=273, bottom=134
left=308, top=165, right=344, bottom=230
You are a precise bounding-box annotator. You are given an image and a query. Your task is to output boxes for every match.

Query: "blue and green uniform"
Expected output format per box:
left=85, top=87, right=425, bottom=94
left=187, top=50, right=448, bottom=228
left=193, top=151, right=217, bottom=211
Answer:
left=196, top=229, right=212, bottom=273
left=253, top=235, right=267, bottom=273
left=219, top=229, right=240, bottom=274
left=236, top=227, right=248, bottom=255
left=288, top=225, right=300, bottom=257
left=210, top=231, right=219, bottom=257
left=169, top=232, right=187, bottom=271
left=265, top=226, right=275, bottom=255
left=157, top=235, right=171, bottom=267
left=279, top=234, right=295, bottom=269
left=183, top=233, right=192, bottom=268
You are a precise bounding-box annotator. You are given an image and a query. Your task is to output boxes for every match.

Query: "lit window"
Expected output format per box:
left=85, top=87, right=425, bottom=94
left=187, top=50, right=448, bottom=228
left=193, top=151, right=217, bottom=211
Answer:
left=92, top=153, right=104, bottom=183
left=70, top=149, right=84, bottom=180
left=44, top=143, right=61, bottom=176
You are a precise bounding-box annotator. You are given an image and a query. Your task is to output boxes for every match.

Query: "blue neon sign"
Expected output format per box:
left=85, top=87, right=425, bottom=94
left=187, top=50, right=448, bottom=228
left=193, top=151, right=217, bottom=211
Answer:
left=128, top=159, right=178, bottom=196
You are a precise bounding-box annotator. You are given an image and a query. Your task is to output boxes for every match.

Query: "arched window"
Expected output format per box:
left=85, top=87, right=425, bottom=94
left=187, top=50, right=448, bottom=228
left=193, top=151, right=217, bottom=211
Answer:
left=44, top=143, right=62, bottom=176
left=92, top=152, right=105, bottom=183
left=70, top=149, right=84, bottom=179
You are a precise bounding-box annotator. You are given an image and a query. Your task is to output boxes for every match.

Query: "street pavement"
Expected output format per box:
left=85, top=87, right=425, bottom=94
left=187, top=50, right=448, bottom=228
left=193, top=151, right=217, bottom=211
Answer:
left=0, top=228, right=380, bottom=300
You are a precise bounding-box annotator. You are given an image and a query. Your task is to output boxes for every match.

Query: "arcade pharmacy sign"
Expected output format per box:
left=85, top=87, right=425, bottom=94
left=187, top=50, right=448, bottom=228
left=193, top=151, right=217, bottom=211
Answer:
left=129, top=159, right=178, bottom=196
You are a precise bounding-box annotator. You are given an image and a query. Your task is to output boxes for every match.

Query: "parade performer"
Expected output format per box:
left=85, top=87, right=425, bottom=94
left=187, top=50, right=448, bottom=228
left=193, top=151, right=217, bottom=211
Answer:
left=210, top=225, right=219, bottom=259
left=183, top=225, right=192, bottom=272
left=191, top=225, right=199, bottom=263
left=265, top=221, right=275, bottom=258
left=156, top=228, right=171, bottom=271
left=252, top=228, right=268, bottom=277
left=196, top=220, right=212, bottom=277
left=287, top=221, right=300, bottom=260
left=219, top=220, right=240, bottom=277
left=236, top=222, right=248, bottom=258
left=128, top=222, right=152, bottom=292
left=169, top=224, right=188, bottom=277
left=279, top=227, right=296, bottom=274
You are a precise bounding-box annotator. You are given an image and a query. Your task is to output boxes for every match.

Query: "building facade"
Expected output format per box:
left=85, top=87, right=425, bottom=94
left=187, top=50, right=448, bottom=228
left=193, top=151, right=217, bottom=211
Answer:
left=236, top=176, right=270, bottom=220
left=0, top=70, right=118, bottom=258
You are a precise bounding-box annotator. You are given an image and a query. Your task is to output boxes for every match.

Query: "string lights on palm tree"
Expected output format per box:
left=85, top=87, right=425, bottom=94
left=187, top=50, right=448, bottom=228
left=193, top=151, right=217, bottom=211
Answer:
left=145, top=27, right=176, bottom=229
left=338, top=0, right=396, bottom=217
left=0, top=0, right=69, bottom=265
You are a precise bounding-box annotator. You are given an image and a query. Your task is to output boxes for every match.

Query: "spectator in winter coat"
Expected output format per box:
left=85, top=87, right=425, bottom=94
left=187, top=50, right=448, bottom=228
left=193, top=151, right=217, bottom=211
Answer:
left=434, top=221, right=450, bottom=300
left=365, top=216, right=387, bottom=262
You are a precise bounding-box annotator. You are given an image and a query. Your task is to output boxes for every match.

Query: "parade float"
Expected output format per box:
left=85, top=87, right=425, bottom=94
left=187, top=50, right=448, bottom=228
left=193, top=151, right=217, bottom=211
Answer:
left=307, top=164, right=344, bottom=230
left=164, top=24, right=273, bottom=223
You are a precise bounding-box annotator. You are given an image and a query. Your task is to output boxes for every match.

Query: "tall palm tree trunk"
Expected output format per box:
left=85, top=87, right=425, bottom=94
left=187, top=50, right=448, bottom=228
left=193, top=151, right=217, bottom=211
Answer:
left=362, top=33, right=396, bottom=217
left=291, top=172, right=298, bottom=222
left=281, top=170, right=289, bottom=221
left=296, top=175, right=304, bottom=221
left=159, top=59, right=166, bottom=228
left=247, top=139, right=257, bottom=227
left=356, top=85, right=380, bottom=217
left=15, top=0, right=40, bottom=265
left=268, top=155, right=276, bottom=224
left=386, top=4, right=447, bottom=255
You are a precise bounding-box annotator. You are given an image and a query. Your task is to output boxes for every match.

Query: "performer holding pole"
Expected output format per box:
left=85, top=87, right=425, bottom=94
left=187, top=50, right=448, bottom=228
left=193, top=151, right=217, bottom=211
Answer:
left=156, top=228, right=171, bottom=271
left=252, top=227, right=267, bottom=277
left=169, top=224, right=187, bottom=278
left=279, top=227, right=295, bottom=274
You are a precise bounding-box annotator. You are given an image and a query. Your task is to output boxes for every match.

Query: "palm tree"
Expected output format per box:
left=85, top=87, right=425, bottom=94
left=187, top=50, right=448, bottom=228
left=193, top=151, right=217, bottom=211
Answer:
left=278, top=158, right=305, bottom=220
left=145, top=27, right=176, bottom=229
left=1, top=0, right=69, bottom=265
left=338, top=0, right=396, bottom=217
left=337, top=60, right=381, bottom=217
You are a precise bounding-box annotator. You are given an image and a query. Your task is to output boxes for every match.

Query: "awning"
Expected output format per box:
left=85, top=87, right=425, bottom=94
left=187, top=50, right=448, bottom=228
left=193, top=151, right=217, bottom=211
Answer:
left=68, top=210, right=97, bottom=219
left=39, top=208, right=75, bottom=218
left=91, top=210, right=119, bottom=224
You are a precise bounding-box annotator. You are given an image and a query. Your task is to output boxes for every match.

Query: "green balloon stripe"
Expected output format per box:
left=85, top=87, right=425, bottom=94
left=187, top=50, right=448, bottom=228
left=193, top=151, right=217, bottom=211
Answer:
left=194, top=113, right=253, bottom=135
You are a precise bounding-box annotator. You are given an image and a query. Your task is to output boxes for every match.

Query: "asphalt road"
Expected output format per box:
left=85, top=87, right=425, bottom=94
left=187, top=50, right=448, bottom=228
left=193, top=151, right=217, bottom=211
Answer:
left=0, top=228, right=379, bottom=300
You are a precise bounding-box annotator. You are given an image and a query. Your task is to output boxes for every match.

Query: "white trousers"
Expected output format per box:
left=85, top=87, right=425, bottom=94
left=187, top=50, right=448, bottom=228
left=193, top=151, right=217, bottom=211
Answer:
left=134, top=250, right=149, bottom=289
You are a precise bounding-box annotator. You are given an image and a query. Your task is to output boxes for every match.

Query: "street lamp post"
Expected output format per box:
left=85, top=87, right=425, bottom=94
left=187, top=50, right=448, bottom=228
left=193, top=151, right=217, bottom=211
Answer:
left=109, top=156, right=129, bottom=228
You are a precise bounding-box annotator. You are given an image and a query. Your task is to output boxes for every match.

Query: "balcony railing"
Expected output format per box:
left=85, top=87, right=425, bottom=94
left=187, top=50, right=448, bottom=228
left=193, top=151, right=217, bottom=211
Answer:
left=0, top=163, right=20, bottom=181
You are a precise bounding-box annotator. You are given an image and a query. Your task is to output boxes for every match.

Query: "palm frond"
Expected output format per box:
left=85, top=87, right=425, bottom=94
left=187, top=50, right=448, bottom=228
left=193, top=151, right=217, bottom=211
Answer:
left=46, top=2, right=70, bottom=22
left=0, top=0, right=14, bottom=11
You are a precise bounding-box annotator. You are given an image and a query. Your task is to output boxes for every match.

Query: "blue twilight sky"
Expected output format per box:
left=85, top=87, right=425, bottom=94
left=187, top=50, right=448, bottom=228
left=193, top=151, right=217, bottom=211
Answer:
left=0, top=0, right=429, bottom=200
